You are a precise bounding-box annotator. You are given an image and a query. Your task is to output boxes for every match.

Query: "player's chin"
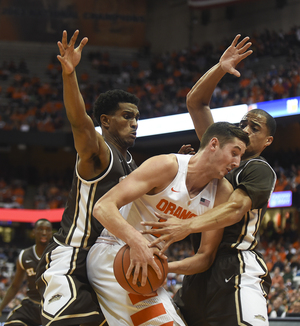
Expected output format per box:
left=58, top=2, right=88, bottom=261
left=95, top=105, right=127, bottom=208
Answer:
left=126, top=139, right=136, bottom=148
left=218, top=171, right=226, bottom=179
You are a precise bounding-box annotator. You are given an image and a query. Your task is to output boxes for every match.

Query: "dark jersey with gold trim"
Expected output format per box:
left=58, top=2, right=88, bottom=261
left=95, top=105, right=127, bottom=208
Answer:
left=54, top=141, right=137, bottom=248
left=221, top=156, right=276, bottom=251
left=19, top=245, right=41, bottom=302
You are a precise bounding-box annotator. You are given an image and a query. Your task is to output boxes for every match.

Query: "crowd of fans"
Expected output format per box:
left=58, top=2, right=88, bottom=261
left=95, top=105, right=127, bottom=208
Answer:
left=0, top=178, right=26, bottom=208
left=1, top=26, right=300, bottom=131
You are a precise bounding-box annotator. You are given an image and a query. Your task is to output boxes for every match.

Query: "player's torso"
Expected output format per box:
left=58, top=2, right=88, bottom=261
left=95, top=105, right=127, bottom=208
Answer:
left=118, top=154, right=218, bottom=245
left=19, top=245, right=41, bottom=302
left=54, top=142, right=137, bottom=248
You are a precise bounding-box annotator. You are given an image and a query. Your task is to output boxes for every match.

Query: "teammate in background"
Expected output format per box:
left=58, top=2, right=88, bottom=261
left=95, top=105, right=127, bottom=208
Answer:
left=142, top=35, right=277, bottom=326
left=35, top=30, right=193, bottom=326
left=0, top=219, right=52, bottom=326
left=88, top=121, right=249, bottom=325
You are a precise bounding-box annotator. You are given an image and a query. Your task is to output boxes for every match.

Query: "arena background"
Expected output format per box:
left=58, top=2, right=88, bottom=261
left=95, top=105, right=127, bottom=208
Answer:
left=0, top=0, right=300, bottom=324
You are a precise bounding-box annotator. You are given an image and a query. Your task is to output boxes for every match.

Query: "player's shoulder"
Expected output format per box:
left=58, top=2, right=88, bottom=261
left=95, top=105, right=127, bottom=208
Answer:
left=242, top=156, right=275, bottom=175
left=20, top=245, right=34, bottom=259
left=145, top=153, right=177, bottom=167
left=140, top=154, right=178, bottom=179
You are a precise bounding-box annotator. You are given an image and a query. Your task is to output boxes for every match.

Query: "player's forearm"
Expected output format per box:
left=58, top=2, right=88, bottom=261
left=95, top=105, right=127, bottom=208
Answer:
left=93, top=201, right=145, bottom=246
left=189, top=200, right=247, bottom=233
left=186, top=63, right=225, bottom=111
left=0, top=286, right=19, bottom=311
left=168, top=253, right=214, bottom=275
left=62, top=70, right=87, bottom=126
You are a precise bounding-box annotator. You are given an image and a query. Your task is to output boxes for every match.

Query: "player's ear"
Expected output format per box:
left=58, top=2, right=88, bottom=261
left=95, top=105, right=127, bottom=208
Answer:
left=210, top=137, right=219, bottom=151
left=264, top=136, right=273, bottom=148
left=100, top=114, right=110, bottom=128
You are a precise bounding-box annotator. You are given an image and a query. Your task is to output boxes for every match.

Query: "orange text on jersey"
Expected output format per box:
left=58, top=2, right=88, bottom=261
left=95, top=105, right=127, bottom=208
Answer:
left=156, top=199, right=197, bottom=219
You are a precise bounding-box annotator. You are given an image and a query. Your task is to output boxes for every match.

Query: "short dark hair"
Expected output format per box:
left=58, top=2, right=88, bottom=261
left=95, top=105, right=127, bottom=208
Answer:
left=93, top=89, right=140, bottom=126
left=249, top=108, right=276, bottom=136
left=200, top=122, right=249, bottom=149
left=34, top=219, right=52, bottom=229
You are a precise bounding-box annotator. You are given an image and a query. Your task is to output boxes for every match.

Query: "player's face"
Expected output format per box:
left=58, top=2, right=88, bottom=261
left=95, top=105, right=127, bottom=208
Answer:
left=34, top=221, right=52, bottom=245
left=214, top=138, right=246, bottom=178
left=239, top=112, right=273, bottom=159
left=108, top=103, right=140, bottom=149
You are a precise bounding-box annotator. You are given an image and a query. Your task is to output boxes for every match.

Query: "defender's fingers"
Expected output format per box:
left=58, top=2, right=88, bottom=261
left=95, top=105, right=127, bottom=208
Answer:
left=236, top=36, right=250, bottom=49
left=231, top=34, right=241, bottom=47
left=69, top=30, right=79, bottom=47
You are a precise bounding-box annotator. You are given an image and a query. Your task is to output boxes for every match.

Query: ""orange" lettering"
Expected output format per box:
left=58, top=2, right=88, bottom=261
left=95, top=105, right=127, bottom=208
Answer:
left=155, top=199, right=196, bottom=220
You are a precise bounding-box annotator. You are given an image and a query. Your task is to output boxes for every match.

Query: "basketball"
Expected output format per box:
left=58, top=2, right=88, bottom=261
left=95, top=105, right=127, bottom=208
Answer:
left=113, top=244, right=168, bottom=295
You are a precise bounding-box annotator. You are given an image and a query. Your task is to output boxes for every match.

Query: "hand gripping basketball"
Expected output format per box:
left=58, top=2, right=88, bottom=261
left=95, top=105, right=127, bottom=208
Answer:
left=113, top=244, right=168, bottom=295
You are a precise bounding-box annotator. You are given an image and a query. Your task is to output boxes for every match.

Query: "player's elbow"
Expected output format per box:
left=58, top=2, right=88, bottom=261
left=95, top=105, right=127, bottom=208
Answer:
left=228, top=200, right=251, bottom=224
left=93, top=200, right=105, bottom=222
left=185, top=254, right=215, bottom=275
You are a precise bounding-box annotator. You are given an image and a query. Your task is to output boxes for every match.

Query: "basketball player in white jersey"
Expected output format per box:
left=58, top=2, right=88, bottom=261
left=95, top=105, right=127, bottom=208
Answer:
left=87, top=121, right=249, bottom=325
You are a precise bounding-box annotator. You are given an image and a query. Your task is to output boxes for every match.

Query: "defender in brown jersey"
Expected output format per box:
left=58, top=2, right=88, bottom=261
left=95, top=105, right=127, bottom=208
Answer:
left=0, top=219, right=52, bottom=326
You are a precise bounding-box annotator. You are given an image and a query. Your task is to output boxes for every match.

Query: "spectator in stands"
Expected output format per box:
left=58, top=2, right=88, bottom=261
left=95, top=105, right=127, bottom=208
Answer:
left=272, top=266, right=285, bottom=290
left=269, top=296, right=286, bottom=318
left=286, top=300, right=300, bottom=317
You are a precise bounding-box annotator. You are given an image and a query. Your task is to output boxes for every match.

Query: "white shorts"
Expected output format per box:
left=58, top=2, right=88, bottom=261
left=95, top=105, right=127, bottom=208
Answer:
left=87, top=240, right=186, bottom=326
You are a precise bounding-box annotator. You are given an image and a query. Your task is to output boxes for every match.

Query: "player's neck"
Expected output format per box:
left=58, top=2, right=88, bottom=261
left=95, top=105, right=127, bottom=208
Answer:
left=35, top=244, right=48, bottom=258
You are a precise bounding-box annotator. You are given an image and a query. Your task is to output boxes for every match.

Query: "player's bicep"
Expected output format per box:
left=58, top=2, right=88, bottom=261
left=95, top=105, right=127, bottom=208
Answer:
left=72, top=115, right=100, bottom=156
left=228, top=187, right=252, bottom=212
left=188, top=104, right=214, bottom=141
left=100, top=155, right=176, bottom=209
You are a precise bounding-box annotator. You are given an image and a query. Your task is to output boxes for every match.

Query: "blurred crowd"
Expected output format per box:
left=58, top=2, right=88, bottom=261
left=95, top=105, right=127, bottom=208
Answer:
left=0, top=177, right=70, bottom=210
left=1, top=26, right=300, bottom=131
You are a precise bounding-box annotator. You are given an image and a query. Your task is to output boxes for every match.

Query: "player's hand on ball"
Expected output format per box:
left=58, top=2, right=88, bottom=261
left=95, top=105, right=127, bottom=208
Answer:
left=127, top=244, right=161, bottom=287
left=114, top=244, right=168, bottom=295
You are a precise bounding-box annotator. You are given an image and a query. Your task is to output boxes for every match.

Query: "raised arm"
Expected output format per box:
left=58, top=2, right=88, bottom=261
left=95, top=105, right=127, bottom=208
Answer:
left=187, top=34, right=252, bottom=141
left=57, top=30, right=109, bottom=180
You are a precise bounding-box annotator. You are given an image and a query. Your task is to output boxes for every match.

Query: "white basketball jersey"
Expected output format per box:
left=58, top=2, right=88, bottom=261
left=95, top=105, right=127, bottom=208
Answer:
left=99, top=154, right=218, bottom=247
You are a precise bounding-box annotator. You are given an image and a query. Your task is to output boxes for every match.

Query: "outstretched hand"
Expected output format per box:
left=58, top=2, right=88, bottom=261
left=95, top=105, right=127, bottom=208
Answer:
left=57, top=30, right=88, bottom=75
left=141, top=212, right=191, bottom=254
left=219, top=34, right=252, bottom=77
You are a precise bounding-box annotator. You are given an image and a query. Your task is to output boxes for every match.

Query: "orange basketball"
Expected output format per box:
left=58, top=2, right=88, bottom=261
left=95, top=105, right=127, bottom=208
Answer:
left=113, top=244, right=168, bottom=295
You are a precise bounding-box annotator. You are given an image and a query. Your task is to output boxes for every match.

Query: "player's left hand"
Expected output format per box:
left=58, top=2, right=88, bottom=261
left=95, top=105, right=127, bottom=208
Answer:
left=126, top=242, right=162, bottom=287
left=219, top=34, right=253, bottom=77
